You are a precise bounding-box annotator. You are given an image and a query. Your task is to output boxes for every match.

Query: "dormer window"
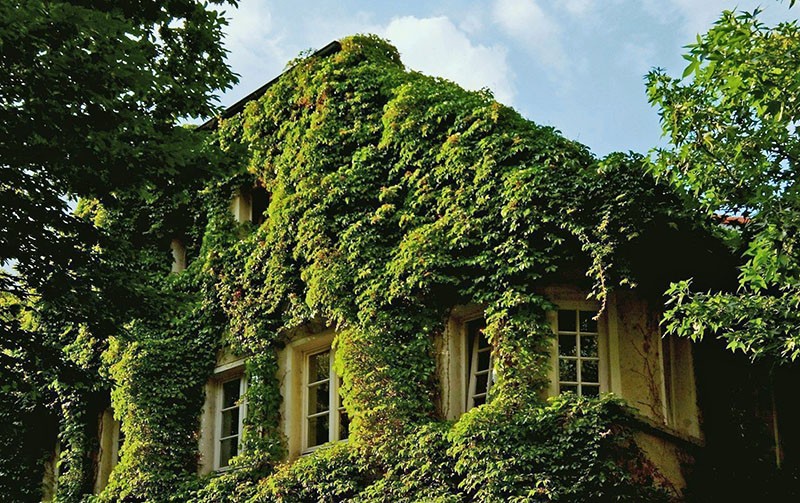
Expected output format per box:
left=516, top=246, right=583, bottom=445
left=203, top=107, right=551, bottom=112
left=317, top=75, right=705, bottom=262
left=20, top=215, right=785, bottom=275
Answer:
left=170, top=238, right=187, bottom=273
left=278, top=331, right=349, bottom=458
left=94, top=408, right=123, bottom=493
left=251, top=185, right=269, bottom=226
left=231, top=184, right=269, bottom=225
left=438, top=307, right=493, bottom=419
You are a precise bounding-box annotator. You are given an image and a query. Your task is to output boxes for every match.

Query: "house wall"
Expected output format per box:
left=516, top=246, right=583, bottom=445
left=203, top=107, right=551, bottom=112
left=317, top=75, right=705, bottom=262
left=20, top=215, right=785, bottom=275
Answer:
left=610, top=289, right=702, bottom=493
left=634, top=428, right=693, bottom=495
left=612, top=289, right=701, bottom=438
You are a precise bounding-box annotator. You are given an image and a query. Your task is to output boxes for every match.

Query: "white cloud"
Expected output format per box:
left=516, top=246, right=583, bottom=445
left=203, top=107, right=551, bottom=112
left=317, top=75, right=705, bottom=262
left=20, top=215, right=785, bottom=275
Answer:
left=561, top=0, right=595, bottom=17
left=492, top=0, right=565, bottom=71
left=223, top=1, right=274, bottom=46
left=298, top=11, right=382, bottom=50
left=643, top=0, right=777, bottom=38
left=640, top=0, right=800, bottom=43
left=459, top=12, right=485, bottom=35
left=381, top=16, right=516, bottom=105
left=214, top=2, right=291, bottom=104
left=666, top=0, right=729, bottom=36
left=217, top=8, right=516, bottom=107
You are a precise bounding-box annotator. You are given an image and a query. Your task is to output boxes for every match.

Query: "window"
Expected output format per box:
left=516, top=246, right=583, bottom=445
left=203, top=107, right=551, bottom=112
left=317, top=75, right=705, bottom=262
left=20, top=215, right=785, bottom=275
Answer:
left=231, top=188, right=252, bottom=223
left=170, top=238, right=187, bottom=273
left=303, top=347, right=348, bottom=452
left=251, top=185, right=269, bottom=226
left=437, top=306, right=493, bottom=419
left=216, top=375, right=247, bottom=469
left=230, top=184, right=269, bottom=225
left=94, top=408, right=122, bottom=493
left=465, top=318, right=493, bottom=409
left=556, top=309, right=601, bottom=397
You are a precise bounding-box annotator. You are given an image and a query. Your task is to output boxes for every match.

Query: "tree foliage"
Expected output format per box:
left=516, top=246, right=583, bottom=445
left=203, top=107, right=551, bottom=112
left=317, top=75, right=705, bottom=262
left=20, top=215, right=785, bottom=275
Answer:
left=0, top=1, right=236, bottom=499
left=647, top=6, right=800, bottom=362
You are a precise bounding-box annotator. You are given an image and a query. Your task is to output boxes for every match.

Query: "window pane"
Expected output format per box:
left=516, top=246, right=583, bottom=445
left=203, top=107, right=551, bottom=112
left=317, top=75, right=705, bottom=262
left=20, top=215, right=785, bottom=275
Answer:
left=222, top=378, right=241, bottom=409
left=477, top=349, right=491, bottom=371
left=219, top=437, right=238, bottom=468
left=560, top=384, right=578, bottom=394
left=307, top=415, right=330, bottom=448
left=580, top=335, right=598, bottom=357
left=308, top=382, right=330, bottom=414
left=582, top=385, right=600, bottom=397
left=558, top=310, right=577, bottom=332
left=308, top=351, right=330, bottom=383
left=473, top=394, right=486, bottom=407
left=559, top=358, right=577, bottom=382
left=477, top=331, right=490, bottom=350
left=468, top=319, right=487, bottom=343
left=475, top=372, right=489, bottom=394
left=559, top=334, right=577, bottom=357
left=339, top=410, right=350, bottom=440
left=582, top=359, right=599, bottom=383
left=579, top=311, right=597, bottom=333
left=221, top=408, right=239, bottom=437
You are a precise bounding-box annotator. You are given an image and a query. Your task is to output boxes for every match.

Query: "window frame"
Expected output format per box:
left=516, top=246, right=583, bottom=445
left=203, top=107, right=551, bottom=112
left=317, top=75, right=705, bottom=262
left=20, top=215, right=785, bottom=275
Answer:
left=230, top=188, right=253, bottom=223
left=438, top=305, right=491, bottom=419
left=231, top=184, right=269, bottom=225
left=279, top=330, right=349, bottom=458
left=301, top=345, right=347, bottom=453
left=212, top=361, right=247, bottom=471
left=548, top=300, right=610, bottom=397
left=94, top=407, right=122, bottom=493
left=465, top=317, right=493, bottom=410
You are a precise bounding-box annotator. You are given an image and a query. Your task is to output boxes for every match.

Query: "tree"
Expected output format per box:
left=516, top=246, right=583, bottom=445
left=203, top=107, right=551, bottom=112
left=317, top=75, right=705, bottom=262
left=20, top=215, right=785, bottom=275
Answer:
left=0, top=1, right=236, bottom=498
left=647, top=6, right=800, bottom=362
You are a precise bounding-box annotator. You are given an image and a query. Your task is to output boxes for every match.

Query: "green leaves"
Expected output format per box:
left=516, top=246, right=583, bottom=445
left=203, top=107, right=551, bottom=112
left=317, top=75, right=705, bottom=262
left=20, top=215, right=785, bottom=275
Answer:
left=196, top=35, right=694, bottom=502
left=0, top=1, right=237, bottom=500
left=649, top=5, right=800, bottom=363
left=19, top=30, right=711, bottom=501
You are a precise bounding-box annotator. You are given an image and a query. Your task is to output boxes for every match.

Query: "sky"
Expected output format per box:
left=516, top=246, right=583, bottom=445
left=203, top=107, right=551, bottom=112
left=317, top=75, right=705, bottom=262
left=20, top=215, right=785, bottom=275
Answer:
left=212, top=0, right=797, bottom=157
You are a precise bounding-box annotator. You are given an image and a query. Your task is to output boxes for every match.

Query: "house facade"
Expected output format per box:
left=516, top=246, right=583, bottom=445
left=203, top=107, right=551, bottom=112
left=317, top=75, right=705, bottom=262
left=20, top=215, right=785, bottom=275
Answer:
left=37, top=36, right=792, bottom=502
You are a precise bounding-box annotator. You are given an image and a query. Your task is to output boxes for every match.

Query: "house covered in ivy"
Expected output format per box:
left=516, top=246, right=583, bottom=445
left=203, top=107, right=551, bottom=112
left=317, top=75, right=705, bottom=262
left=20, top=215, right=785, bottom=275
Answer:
left=37, top=36, right=796, bottom=502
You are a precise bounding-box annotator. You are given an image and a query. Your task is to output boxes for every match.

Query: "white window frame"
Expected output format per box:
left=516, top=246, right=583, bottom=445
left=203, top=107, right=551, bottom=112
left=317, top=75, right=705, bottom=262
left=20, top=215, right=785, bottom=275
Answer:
left=438, top=305, right=492, bottom=419
left=549, top=301, right=609, bottom=397
left=465, top=317, right=493, bottom=411
left=301, top=345, right=347, bottom=453
left=212, top=361, right=247, bottom=471
left=278, top=330, right=352, bottom=458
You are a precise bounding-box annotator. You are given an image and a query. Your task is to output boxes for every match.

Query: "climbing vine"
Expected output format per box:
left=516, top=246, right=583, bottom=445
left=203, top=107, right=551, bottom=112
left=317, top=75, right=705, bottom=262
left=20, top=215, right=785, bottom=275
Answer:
left=20, top=35, right=722, bottom=502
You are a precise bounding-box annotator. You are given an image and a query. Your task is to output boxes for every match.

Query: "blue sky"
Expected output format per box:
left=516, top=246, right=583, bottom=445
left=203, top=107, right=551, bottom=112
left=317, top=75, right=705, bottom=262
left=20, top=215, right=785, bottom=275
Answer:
left=214, top=0, right=797, bottom=157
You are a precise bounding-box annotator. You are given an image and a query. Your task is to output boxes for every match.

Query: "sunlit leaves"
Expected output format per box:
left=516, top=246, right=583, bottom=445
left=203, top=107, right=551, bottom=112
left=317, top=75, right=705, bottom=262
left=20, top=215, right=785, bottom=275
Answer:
left=648, top=6, right=800, bottom=362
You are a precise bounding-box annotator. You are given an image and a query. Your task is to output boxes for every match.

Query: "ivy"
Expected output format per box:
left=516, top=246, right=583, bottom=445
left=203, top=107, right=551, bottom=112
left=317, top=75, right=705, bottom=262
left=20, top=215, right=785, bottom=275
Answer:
left=25, top=34, right=719, bottom=502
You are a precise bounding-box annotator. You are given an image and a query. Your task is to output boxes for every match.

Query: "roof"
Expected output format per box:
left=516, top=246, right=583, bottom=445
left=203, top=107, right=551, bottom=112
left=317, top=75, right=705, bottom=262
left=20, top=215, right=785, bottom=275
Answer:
left=712, top=214, right=750, bottom=227
left=198, top=41, right=342, bottom=131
